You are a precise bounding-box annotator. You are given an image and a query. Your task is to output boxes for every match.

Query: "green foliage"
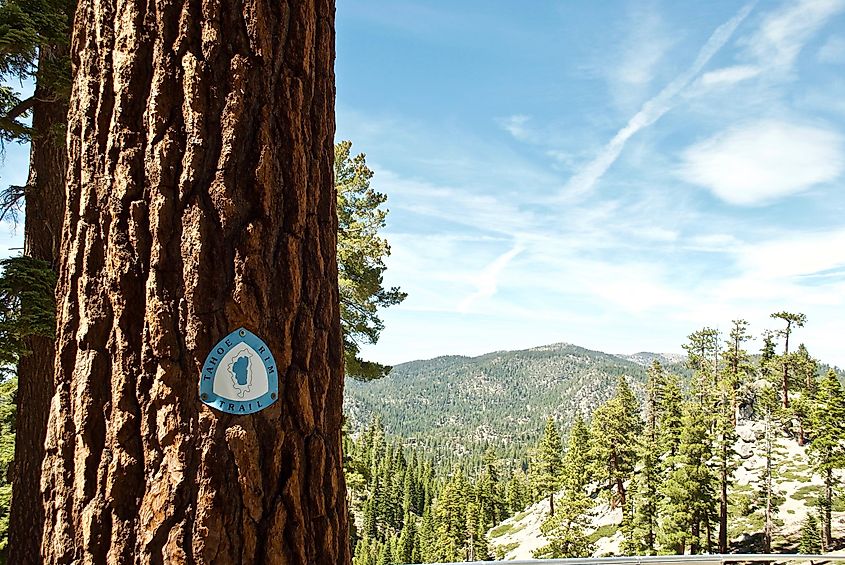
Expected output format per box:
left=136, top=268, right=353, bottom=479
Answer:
left=344, top=316, right=845, bottom=558
left=808, top=369, right=845, bottom=548
left=505, top=470, right=531, bottom=514
left=529, top=417, right=563, bottom=508
left=561, top=412, right=590, bottom=495
left=0, top=256, right=56, bottom=370
left=345, top=343, right=679, bottom=464
left=756, top=383, right=787, bottom=552
left=335, top=141, right=406, bottom=381
left=347, top=418, right=504, bottom=565
left=0, top=376, right=15, bottom=555
left=629, top=362, right=665, bottom=555
left=659, top=401, right=717, bottom=554
left=533, top=491, right=594, bottom=558
left=808, top=369, right=845, bottom=473
left=0, top=0, right=71, bottom=146
left=799, top=512, right=822, bottom=554
left=589, top=376, right=641, bottom=512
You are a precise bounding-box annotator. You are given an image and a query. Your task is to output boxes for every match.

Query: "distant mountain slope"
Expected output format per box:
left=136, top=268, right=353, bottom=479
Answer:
left=344, top=342, right=687, bottom=455
left=617, top=351, right=686, bottom=367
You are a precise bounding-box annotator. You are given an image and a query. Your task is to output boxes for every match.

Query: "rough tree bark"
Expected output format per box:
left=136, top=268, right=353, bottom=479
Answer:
left=40, top=0, right=348, bottom=563
left=8, top=44, right=68, bottom=565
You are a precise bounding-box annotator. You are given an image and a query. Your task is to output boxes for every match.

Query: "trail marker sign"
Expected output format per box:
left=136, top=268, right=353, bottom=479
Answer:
left=200, top=327, right=278, bottom=414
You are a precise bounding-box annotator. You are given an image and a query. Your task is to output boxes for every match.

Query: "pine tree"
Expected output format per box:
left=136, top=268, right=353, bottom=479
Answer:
left=808, top=369, right=845, bottom=550
left=533, top=490, right=595, bottom=558
left=659, top=373, right=684, bottom=463
left=530, top=417, right=564, bottom=516
left=629, top=362, right=664, bottom=555
left=799, top=513, right=822, bottom=554
left=396, top=515, right=416, bottom=564
left=38, top=3, right=349, bottom=560
left=561, top=412, right=591, bottom=495
left=335, top=141, right=407, bottom=380
left=723, top=319, right=752, bottom=425
left=757, top=383, right=786, bottom=552
left=660, top=401, right=716, bottom=554
left=590, top=377, right=641, bottom=521
left=684, top=327, right=720, bottom=395
left=790, top=344, right=818, bottom=445
left=506, top=470, right=531, bottom=513
left=715, top=322, right=747, bottom=553
left=770, top=311, right=807, bottom=408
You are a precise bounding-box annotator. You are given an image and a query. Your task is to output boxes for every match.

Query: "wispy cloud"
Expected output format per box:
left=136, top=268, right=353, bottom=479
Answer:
left=697, top=65, right=761, bottom=87
left=560, top=3, right=756, bottom=200
left=457, top=244, right=525, bottom=313
left=818, top=34, right=845, bottom=63
left=497, top=114, right=533, bottom=142
left=678, top=119, right=844, bottom=205
left=608, top=4, right=675, bottom=106
left=745, top=0, right=845, bottom=72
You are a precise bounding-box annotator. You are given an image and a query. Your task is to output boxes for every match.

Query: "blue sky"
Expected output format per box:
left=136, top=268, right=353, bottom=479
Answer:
left=2, top=1, right=845, bottom=367
left=336, top=0, right=845, bottom=366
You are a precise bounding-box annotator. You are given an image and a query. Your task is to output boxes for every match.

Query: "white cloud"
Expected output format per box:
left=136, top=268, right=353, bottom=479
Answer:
left=818, top=34, right=845, bottom=63
left=497, top=114, right=532, bottom=142
left=613, top=6, right=673, bottom=90
left=737, top=227, right=845, bottom=280
left=457, top=244, right=524, bottom=313
left=679, top=120, right=844, bottom=205
left=746, top=0, right=845, bottom=71
left=561, top=3, right=755, bottom=200
left=698, top=65, right=761, bottom=87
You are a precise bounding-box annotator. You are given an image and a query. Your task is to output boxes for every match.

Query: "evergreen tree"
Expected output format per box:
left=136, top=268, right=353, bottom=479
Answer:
left=590, top=376, right=641, bottom=524
left=396, top=515, right=416, bottom=564
left=561, top=412, right=591, bottom=495
left=0, top=377, right=15, bottom=556
left=715, top=322, right=747, bottom=553
left=808, top=369, right=845, bottom=550
left=757, top=383, right=786, bottom=552
left=335, top=141, right=407, bottom=380
left=684, top=327, right=720, bottom=396
left=506, top=470, right=531, bottom=513
left=770, top=311, right=807, bottom=408
left=533, top=490, right=595, bottom=558
left=723, top=319, right=752, bottom=425
left=660, top=401, right=716, bottom=554
left=629, top=361, right=665, bottom=555
left=790, top=344, right=818, bottom=445
left=659, top=373, right=684, bottom=463
left=530, top=417, right=564, bottom=516
left=799, top=513, right=822, bottom=554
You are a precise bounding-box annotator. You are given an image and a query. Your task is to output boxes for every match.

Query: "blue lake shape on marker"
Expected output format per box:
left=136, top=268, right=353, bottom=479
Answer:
left=200, top=327, right=278, bottom=414
left=233, top=356, right=250, bottom=386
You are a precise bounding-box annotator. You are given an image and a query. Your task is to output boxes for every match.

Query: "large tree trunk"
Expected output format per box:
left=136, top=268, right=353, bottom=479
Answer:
left=40, top=0, right=348, bottom=563
left=8, top=44, right=68, bottom=565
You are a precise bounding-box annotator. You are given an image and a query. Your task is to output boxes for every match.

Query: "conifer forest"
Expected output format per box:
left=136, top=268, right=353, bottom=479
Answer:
left=343, top=318, right=845, bottom=563
left=1, top=0, right=844, bottom=564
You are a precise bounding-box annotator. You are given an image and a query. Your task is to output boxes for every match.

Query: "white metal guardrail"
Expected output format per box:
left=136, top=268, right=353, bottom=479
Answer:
left=419, top=554, right=845, bottom=565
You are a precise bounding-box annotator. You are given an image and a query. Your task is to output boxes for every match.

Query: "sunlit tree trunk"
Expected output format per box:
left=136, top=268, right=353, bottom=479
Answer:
left=40, top=0, right=348, bottom=562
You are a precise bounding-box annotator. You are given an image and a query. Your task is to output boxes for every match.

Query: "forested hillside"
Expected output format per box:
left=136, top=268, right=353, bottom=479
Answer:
left=346, top=317, right=845, bottom=564
left=344, top=343, right=688, bottom=462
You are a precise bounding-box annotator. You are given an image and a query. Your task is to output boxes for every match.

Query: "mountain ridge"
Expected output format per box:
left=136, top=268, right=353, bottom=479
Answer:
left=344, top=341, right=690, bottom=460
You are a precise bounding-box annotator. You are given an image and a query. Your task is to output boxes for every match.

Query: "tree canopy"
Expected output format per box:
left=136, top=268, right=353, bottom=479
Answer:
left=335, top=140, right=406, bottom=380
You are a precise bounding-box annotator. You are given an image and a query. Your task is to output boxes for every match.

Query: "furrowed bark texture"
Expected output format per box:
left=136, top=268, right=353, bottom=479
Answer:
left=40, top=0, right=347, bottom=563
left=8, top=45, right=68, bottom=565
